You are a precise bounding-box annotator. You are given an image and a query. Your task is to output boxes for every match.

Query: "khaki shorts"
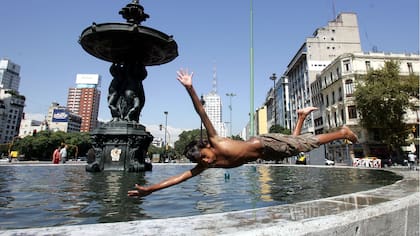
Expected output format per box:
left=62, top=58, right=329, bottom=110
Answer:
left=256, top=133, right=319, bottom=161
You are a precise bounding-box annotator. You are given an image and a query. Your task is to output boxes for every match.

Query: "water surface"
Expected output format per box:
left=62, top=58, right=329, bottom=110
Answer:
left=0, top=164, right=401, bottom=229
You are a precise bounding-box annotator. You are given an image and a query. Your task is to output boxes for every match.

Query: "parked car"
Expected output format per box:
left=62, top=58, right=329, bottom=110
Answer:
left=296, top=152, right=307, bottom=165
left=325, top=159, right=335, bottom=166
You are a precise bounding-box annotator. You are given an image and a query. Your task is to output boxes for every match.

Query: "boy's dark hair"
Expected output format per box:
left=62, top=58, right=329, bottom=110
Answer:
left=183, top=140, right=208, bottom=162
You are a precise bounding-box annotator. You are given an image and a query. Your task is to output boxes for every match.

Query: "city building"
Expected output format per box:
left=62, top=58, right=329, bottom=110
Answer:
left=255, top=12, right=419, bottom=165
left=265, top=84, right=276, bottom=130
left=0, top=89, right=25, bottom=143
left=67, top=74, right=101, bottom=132
left=312, top=52, right=420, bottom=163
left=0, top=58, right=21, bottom=91
left=151, top=137, right=164, bottom=148
left=256, top=105, right=268, bottom=135
left=18, top=119, right=44, bottom=138
left=202, top=69, right=226, bottom=137
left=284, top=13, right=362, bottom=133
left=203, top=92, right=226, bottom=137
left=0, top=58, right=25, bottom=144
left=46, top=102, right=82, bottom=133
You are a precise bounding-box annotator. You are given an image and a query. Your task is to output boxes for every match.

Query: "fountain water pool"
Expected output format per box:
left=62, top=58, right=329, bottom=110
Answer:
left=0, top=164, right=402, bottom=230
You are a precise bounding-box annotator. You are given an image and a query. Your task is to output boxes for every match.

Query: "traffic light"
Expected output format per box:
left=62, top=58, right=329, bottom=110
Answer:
left=159, top=124, right=163, bottom=131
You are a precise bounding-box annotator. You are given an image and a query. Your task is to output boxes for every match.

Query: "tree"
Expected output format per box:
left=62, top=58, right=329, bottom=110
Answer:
left=354, top=60, right=419, bottom=155
left=12, top=131, right=92, bottom=161
left=174, top=129, right=206, bottom=156
left=230, top=135, right=243, bottom=141
left=269, top=124, right=291, bottom=134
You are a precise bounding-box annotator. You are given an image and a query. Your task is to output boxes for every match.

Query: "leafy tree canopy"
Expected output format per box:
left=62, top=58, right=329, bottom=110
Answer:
left=11, top=131, right=92, bottom=161
left=354, top=60, right=418, bottom=150
left=174, top=129, right=207, bottom=156
left=269, top=124, right=291, bottom=134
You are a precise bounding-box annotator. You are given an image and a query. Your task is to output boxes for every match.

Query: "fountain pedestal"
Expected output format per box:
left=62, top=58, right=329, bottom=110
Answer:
left=86, top=122, right=153, bottom=172
left=80, top=0, right=178, bottom=172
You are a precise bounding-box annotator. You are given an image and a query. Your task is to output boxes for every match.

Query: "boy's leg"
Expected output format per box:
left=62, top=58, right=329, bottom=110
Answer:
left=293, top=107, right=318, bottom=136
left=315, top=126, right=358, bottom=144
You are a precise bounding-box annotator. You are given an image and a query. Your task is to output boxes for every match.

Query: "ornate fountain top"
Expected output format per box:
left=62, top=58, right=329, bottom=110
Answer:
left=119, top=0, right=149, bottom=25
left=79, top=0, right=178, bottom=66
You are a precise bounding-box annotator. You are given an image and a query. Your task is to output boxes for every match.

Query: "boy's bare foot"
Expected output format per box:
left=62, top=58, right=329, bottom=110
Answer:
left=297, top=107, right=318, bottom=117
left=341, top=126, right=358, bottom=143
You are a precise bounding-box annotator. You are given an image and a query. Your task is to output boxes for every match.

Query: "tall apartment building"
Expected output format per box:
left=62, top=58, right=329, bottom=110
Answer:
left=0, top=59, right=21, bottom=91
left=203, top=92, right=226, bottom=137
left=0, top=89, right=25, bottom=143
left=67, top=74, right=101, bottom=132
left=0, top=59, right=25, bottom=144
left=284, top=13, right=362, bottom=133
left=203, top=70, right=226, bottom=137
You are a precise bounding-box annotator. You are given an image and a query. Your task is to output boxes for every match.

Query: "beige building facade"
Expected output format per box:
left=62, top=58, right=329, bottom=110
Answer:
left=311, top=52, right=420, bottom=163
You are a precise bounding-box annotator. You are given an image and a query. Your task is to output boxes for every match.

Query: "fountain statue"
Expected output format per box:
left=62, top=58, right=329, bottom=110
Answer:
left=79, top=0, right=178, bottom=172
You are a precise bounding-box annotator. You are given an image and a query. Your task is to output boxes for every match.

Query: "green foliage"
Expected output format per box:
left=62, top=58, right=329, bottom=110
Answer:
left=230, top=135, right=243, bottom=141
left=354, top=60, right=419, bottom=150
left=174, top=129, right=207, bottom=155
left=269, top=124, right=291, bottom=134
left=11, top=131, right=92, bottom=161
left=0, top=144, right=9, bottom=156
left=148, top=144, right=163, bottom=155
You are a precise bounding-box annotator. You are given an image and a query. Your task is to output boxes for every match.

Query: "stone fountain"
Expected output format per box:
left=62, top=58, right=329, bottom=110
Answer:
left=79, top=0, right=178, bottom=172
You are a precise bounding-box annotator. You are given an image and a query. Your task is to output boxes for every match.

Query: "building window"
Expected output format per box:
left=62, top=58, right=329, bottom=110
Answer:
left=338, top=87, right=343, bottom=101
left=348, top=105, right=357, bottom=119
left=334, top=112, right=337, bottom=127
left=345, top=79, right=354, bottom=97
left=407, top=62, right=413, bottom=74
left=365, top=61, right=371, bottom=71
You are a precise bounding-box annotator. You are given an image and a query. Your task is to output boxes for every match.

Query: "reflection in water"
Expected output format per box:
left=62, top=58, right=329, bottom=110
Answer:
left=0, top=165, right=401, bottom=230
left=258, top=165, right=273, bottom=202
left=196, top=168, right=225, bottom=213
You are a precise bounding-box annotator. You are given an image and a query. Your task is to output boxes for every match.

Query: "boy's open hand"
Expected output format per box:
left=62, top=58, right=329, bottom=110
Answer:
left=176, top=69, right=193, bottom=87
left=127, top=184, right=152, bottom=197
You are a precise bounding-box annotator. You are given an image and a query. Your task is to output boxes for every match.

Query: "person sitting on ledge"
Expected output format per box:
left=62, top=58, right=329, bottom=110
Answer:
left=128, top=69, right=358, bottom=197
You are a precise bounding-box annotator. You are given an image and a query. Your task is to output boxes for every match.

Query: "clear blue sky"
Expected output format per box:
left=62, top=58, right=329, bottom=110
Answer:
left=1, top=0, right=418, bottom=142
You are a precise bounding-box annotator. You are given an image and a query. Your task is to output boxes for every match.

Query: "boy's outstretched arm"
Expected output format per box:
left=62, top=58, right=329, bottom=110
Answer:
left=177, top=69, right=218, bottom=138
left=128, top=165, right=206, bottom=197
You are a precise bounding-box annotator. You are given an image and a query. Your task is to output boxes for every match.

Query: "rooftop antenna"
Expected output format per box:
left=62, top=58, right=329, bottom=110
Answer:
left=212, top=65, right=217, bottom=94
left=332, top=0, right=337, bottom=19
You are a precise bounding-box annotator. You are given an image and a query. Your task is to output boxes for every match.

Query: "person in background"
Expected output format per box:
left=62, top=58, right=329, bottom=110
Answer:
left=407, top=152, right=417, bottom=170
left=60, top=145, right=68, bottom=164
left=52, top=146, right=61, bottom=164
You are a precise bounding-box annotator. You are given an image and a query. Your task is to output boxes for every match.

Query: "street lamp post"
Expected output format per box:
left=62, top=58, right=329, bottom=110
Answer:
left=164, top=111, right=168, bottom=151
left=270, top=73, right=277, bottom=126
left=226, top=93, right=236, bottom=136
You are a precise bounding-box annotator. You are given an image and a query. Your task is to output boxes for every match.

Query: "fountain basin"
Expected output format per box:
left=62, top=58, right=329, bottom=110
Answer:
left=0, top=164, right=414, bottom=235
left=79, top=23, right=178, bottom=66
